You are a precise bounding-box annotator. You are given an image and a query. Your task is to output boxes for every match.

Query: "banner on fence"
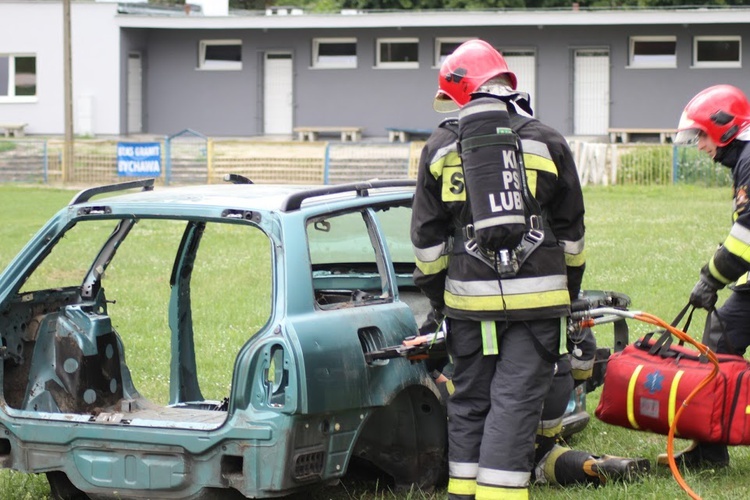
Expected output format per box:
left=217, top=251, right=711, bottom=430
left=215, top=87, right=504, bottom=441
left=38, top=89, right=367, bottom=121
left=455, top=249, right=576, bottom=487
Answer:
left=117, top=142, right=161, bottom=177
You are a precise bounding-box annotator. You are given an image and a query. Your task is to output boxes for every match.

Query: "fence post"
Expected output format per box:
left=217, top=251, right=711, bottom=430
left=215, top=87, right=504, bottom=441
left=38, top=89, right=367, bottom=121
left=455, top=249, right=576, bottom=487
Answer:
left=324, top=142, right=331, bottom=185
left=43, top=139, right=48, bottom=184
left=207, top=138, right=214, bottom=184
left=165, top=136, right=172, bottom=186
left=672, top=144, right=678, bottom=185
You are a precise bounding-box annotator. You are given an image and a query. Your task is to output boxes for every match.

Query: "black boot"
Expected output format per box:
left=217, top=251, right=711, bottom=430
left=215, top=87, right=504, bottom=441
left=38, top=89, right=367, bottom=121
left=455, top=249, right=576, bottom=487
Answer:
left=586, top=455, right=652, bottom=485
left=657, top=441, right=729, bottom=469
left=538, top=446, right=650, bottom=486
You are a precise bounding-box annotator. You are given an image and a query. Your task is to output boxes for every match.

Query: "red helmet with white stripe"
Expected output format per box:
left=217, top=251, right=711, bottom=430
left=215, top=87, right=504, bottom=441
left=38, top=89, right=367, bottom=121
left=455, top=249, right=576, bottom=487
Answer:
left=675, top=85, right=750, bottom=147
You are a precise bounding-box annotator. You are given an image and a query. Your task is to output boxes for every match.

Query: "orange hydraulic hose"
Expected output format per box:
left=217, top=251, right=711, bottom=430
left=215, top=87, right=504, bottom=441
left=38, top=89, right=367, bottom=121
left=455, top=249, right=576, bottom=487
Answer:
left=632, top=312, right=720, bottom=500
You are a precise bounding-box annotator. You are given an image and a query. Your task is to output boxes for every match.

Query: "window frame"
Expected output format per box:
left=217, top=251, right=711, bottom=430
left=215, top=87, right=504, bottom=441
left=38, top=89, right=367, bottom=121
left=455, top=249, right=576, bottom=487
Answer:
left=0, top=53, right=37, bottom=103
left=692, top=36, right=741, bottom=68
left=628, top=36, right=677, bottom=69
left=375, top=38, right=419, bottom=69
left=312, top=37, right=358, bottom=69
left=197, top=39, right=242, bottom=71
left=433, top=37, right=473, bottom=68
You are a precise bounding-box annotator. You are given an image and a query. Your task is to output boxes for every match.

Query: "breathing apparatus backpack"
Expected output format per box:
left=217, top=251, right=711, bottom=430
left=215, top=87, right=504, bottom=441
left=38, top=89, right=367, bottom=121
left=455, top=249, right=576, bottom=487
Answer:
left=456, top=96, right=544, bottom=277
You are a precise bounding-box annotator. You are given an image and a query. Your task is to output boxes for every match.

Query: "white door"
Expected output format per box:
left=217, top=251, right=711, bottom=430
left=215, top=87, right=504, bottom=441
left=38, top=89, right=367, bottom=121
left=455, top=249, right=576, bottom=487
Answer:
left=127, top=52, right=143, bottom=135
left=263, top=52, right=293, bottom=135
left=574, top=49, right=610, bottom=136
left=503, top=50, right=536, bottom=113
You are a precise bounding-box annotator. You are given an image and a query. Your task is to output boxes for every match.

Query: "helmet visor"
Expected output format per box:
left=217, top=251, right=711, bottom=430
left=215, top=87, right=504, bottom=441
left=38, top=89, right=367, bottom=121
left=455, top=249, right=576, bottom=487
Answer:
left=674, top=128, right=702, bottom=145
left=674, top=111, right=703, bottom=145
left=433, top=90, right=459, bottom=113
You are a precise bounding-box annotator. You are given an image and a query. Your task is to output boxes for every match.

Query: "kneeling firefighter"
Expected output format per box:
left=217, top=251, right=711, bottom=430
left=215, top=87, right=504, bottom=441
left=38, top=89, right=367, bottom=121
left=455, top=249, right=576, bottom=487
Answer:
left=411, top=39, right=648, bottom=498
left=419, top=312, right=651, bottom=489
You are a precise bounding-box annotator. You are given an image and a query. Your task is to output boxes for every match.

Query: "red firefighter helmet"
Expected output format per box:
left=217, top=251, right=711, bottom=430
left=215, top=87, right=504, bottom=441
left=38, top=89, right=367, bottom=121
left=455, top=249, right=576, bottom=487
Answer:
left=675, top=84, right=750, bottom=147
left=433, top=39, right=517, bottom=113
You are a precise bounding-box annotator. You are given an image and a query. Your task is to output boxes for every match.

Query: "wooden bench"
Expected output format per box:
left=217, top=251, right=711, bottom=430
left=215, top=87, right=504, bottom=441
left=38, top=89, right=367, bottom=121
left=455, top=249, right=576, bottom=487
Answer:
left=608, top=128, right=677, bottom=144
left=293, top=126, right=362, bottom=142
left=0, top=123, right=28, bottom=138
left=386, top=127, right=433, bottom=143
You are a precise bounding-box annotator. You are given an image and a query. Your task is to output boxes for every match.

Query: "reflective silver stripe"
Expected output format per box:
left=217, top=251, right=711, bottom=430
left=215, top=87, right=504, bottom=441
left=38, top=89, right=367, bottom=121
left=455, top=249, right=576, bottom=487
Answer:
left=520, top=139, right=552, bottom=161
left=538, top=416, right=563, bottom=430
left=473, top=214, right=526, bottom=230
left=476, top=467, right=530, bottom=488
left=446, top=274, right=567, bottom=296
left=571, top=357, right=594, bottom=371
left=449, top=461, right=479, bottom=478
left=413, top=242, right=447, bottom=263
left=430, top=142, right=459, bottom=168
left=458, top=100, right=507, bottom=119
left=729, top=222, right=750, bottom=246
left=560, top=237, right=585, bottom=255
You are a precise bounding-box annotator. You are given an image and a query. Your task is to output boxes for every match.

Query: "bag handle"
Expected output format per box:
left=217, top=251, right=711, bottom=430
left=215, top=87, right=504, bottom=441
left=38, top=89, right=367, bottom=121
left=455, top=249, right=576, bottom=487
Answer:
left=645, top=303, right=694, bottom=356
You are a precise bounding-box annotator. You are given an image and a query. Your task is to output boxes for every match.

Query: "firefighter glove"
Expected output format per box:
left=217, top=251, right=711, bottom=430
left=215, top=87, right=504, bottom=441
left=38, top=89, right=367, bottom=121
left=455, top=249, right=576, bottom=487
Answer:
left=689, top=267, right=723, bottom=310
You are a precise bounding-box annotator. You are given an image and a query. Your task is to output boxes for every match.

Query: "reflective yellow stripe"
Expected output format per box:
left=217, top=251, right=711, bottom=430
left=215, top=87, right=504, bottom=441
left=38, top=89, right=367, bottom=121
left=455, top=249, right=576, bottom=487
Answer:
left=445, top=379, right=455, bottom=395
left=476, top=484, right=528, bottom=500
left=537, top=420, right=563, bottom=438
left=669, top=370, right=684, bottom=430
left=481, top=321, right=498, bottom=355
left=541, top=445, right=569, bottom=485
left=523, top=153, right=557, bottom=176
left=627, top=365, right=643, bottom=430
left=448, top=477, right=477, bottom=496
left=415, top=255, right=449, bottom=275
left=565, top=248, right=586, bottom=267
left=572, top=367, right=594, bottom=381
left=440, top=164, right=466, bottom=202
left=445, top=289, right=570, bottom=311
left=708, top=256, right=733, bottom=285
left=738, top=273, right=749, bottom=286
left=429, top=144, right=458, bottom=179
left=724, top=233, right=750, bottom=265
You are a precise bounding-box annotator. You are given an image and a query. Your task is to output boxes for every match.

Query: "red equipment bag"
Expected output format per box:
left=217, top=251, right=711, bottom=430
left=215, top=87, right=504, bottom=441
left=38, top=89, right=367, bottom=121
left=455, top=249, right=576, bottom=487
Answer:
left=595, top=313, right=750, bottom=445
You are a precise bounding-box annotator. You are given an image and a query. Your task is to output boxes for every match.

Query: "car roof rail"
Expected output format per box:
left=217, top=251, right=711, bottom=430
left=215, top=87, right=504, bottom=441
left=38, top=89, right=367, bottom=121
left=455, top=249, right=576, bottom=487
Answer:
left=281, top=179, right=416, bottom=212
left=69, top=178, right=156, bottom=206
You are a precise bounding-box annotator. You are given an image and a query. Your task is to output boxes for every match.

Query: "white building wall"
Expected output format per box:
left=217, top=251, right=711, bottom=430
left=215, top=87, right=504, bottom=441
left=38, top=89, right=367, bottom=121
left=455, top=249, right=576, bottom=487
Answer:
left=0, top=1, right=120, bottom=135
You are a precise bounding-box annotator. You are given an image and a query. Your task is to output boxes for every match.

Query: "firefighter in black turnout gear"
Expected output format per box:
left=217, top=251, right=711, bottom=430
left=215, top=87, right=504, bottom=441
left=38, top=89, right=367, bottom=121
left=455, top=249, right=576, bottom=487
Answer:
left=665, top=84, right=750, bottom=469
left=411, top=39, right=648, bottom=498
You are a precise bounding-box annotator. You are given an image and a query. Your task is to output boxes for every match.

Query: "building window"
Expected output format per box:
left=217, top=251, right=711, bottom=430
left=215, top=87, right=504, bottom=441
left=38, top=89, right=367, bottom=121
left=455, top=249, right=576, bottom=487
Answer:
left=434, top=37, right=472, bottom=67
left=0, top=54, right=36, bottom=102
left=198, top=40, right=242, bottom=70
left=376, top=38, right=419, bottom=69
left=693, top=36, right=741, bottom=68
left=312, top=38, right=357, bottom=69
left=629, top=36, right=676, bottom=68
left=500, top=49, right=536, bottom=96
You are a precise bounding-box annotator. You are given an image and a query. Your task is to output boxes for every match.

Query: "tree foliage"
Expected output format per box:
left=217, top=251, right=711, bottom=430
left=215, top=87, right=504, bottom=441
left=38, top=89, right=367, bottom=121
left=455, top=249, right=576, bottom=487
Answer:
left=149, top=0, right=742, bottom=12
left=247, top=0, right=748, bottom=12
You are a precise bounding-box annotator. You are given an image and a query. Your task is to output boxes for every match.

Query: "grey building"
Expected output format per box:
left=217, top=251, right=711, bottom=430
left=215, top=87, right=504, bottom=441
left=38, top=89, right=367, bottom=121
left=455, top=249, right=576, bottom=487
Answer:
left=2, top=1, right=750, bottom=139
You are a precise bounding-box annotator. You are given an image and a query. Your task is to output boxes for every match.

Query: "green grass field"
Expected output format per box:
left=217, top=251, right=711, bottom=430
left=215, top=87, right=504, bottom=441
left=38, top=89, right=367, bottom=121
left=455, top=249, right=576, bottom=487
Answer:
left=1, top=183, right=750, bottom=499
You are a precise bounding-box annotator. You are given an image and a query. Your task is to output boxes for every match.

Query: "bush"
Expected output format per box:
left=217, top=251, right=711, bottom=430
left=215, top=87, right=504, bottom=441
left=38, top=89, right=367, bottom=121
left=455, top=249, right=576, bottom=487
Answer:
left=615, top=145, right=672, bottom=185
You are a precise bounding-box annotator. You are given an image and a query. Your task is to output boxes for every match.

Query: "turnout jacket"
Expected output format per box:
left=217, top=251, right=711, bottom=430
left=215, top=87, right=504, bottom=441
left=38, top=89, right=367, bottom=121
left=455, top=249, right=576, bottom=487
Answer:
left=411, top=110, right=586, bottom=321
left=707, top=139, right=750, bottom=291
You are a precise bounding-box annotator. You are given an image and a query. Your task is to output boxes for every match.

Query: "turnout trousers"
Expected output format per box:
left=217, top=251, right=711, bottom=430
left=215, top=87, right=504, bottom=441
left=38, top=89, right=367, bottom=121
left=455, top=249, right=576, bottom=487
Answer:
left=712, top=290, right=750, bottom=355
left=446, top=317, right=559, bottom=499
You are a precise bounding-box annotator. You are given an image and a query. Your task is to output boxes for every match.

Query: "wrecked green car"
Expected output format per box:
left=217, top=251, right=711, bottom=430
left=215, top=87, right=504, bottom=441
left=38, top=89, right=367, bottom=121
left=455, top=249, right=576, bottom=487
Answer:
left=0, top=179, right=447, bottom=499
